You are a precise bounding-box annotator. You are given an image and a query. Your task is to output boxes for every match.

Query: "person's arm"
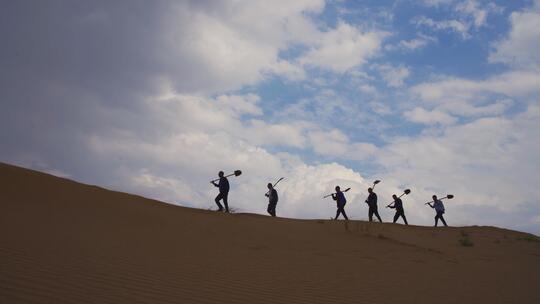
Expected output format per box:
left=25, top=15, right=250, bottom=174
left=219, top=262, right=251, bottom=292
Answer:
left=427, top=202, right=434, bottom=208
left=332, top=194, right=337, bottom=201
left=212, top=181, right=219, bottom=187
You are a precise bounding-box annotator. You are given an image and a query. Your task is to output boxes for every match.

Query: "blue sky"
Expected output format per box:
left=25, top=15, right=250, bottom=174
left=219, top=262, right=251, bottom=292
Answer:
left=1, top=0, right=540, bottom=234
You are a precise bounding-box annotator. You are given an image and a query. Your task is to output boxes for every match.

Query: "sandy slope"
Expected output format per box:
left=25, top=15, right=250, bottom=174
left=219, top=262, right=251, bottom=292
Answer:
left=1, top=162, right=539, bottom=304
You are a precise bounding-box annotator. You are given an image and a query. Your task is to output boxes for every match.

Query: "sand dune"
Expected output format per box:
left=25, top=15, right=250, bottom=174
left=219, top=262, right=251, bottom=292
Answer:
left=1, top=162, right=539, bottom=303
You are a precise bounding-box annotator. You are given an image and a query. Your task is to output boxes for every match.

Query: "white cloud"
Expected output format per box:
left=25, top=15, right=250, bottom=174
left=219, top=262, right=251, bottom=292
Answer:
left=394, top=34, right=438, bottom=51
left=369, top=101, right=393, bottom=115
left=146, top=93, right=310, bottom=149
left=413, top=16, right=471, bottom=39
left=409, top=71, right=540, bottom=120
left=278, top=163, right=373, bottom=219
left=489, top=4, right=540, bottom=68
left=359, top=84, right=377, bottom=94
left=267, top=60, right=307, bottom=81
left=378, top=106, right=540, bottom=217
left=162, top=0, right=327, bottom=92
left=88, top=119, right=378, bottom=219
left=411, top=70, right=540, bottom=103
left=307, top=129, right=378, bottom=160
left=413, top=1, right=503, bottom=39
left=455, top=0, right=496, bottom=27
left=216, top=94, right=263, bottom=116
left=404, top=107, right=457, bottom=125
left=244, top=120, right=309, bottom=148
left=399, top=38, right=428, bottom=50
left=377, top=64, right=411, bottom=87
left=299, top=22, right=388, bottom=72
left=308, top=129, right=350, bottom=156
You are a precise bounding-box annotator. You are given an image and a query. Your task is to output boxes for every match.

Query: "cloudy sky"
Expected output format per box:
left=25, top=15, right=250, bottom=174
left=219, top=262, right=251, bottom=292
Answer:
left=2, top=0, right=540, bottom=234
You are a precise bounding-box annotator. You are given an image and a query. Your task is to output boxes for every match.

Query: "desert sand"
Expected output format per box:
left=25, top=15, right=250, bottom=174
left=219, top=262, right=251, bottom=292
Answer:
left=1, top=162, right=539, bottom=304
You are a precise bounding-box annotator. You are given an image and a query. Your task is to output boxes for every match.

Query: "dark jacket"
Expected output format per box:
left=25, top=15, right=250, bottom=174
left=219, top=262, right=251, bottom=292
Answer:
left=390, top=198, right=403, bottom=211
left=332, top=191, right=346, bottom=206
left=268, top=189, right=278, bottom=204
left=366, top=192, right=377, bottom=207
left=216, top=177, right=229, bottom=193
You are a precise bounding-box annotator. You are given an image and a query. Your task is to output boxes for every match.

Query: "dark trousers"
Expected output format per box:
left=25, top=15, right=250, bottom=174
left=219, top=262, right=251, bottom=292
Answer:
left=267, top=202, right=277, bottom=217
left=335, top=203, right=348, bottom=220
left=215, top=192, right=229, bottom=212
left=369, top=205, right=382, bottom=222
left=393, top=209, right=408, bottom=225
left=435, top=211, right=447, bottom=226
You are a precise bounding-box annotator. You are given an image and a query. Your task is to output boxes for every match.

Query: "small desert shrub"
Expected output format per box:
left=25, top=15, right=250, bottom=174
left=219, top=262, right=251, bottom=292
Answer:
left=377, top=234, right=388, bottom=240
left=459, top=236, right=474, bottom=247
left=458, top=230, right=474, bottom=247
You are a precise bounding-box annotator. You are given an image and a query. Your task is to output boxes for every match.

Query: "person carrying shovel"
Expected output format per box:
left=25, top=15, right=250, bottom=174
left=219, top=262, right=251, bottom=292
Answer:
left=366, top=187, right=382, bottom=222
left=211, top=171, right=230, bottom=213
left=388, top=194, right=408, bottom=225
left=427, top=195, right=448, bottom=227
left=265, top=183, right=279, bottom=217
left=331, top=186, right=349, bottom=220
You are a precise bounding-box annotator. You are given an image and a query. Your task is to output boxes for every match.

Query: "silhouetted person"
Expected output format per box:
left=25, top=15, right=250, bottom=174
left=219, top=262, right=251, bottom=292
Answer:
left=428, top=195, right=447, bottom=227
left=388, top=194, right=408, bottom=225
left=365, top=187, right=382, bottom=222
left=211, top=171, right=230, bottom=212
left=265, top=183, right=278, bottom=217
left=332, top=186, right=349, bottom=220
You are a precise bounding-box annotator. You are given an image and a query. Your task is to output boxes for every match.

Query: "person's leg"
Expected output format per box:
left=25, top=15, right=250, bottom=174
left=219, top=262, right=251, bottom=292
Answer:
left=434, top=214, right=439, bottom=227
left=215, top=193, right=224, bottom=211
left=393, top=212, right=399, bottom=223
left=374, top=207, right=382, bottom=222
left=223, top=192, right=229, bottom=213
left=368, top=207, right=374, bottom=222
left=440, top=213, right=448, bottom=226
left=340, top=206, right=349, bottom=220
left=267, top=203, right=273, bottom=216
left=270, top=203, right=277, bottom=217
left=401, top=212, right=408, bottom=225
left=335, top=208, right=341, bottom=220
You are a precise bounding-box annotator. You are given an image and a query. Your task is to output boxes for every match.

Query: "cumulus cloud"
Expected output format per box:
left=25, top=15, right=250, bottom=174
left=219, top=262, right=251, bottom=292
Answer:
left=409, top=70, right=540, bottom=118
left=377, top=105, right=540, bottom=228
left=299, top=22, right=388, bottom=72
left=216, top=94, right=262, bottom=116
left=489, top=2, right=540, bottom=68
left=0, top=0, right=330, bottom=98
